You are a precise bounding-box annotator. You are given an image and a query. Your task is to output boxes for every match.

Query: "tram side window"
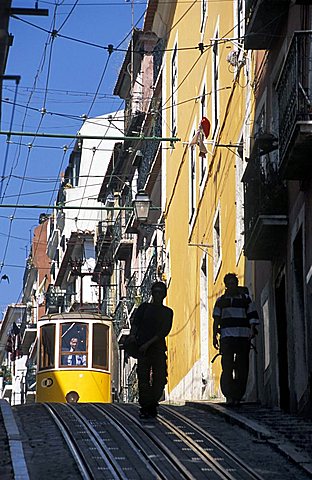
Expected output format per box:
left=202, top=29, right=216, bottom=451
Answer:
left=60, top=322, right=88, bottom=367
left=39, top=324, right=55, bottom=370
left=92, top=324, right=109, bottom=370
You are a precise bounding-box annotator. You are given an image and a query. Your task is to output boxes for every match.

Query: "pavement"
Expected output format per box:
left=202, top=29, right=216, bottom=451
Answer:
left=0, top=399, right=29, bottom=480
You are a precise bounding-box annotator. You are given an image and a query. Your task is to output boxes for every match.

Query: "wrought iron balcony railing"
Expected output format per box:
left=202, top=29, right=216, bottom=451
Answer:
left=153, top=38, right=165, bottom=81
left=127, top=364, right=138, bottom=403
left=113, top=300, right=131, bottom=339
left=140, top=252, right=157, bottom=302
left=124, top=97, right=145, bottom=134
left=243, top=158, right=288, bottom=259
left=45, top=285, right=69, bottom=313
left=276, top=31, right=312, bottom=176
left=138, top=118, right=161, bottom=190
left=126, top=271, right=140, bottom=314
left=101, top=284, right=118, bottom=317
left=112, top=212, right=135, bottom=260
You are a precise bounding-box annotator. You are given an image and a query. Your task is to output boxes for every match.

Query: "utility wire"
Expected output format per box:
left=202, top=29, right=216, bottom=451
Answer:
left=57, top=0, right=79, bottom=32
left=0, top=80, right=20, bottom=201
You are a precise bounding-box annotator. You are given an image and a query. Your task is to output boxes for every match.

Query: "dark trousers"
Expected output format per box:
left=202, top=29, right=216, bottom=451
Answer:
left=137, top=349, right=167, bottom=413
left=220, top=337, right=250, bottom=401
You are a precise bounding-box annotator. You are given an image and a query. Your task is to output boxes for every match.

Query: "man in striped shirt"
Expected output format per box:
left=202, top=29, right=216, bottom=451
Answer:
left=212, top=273, right=259, bottom=406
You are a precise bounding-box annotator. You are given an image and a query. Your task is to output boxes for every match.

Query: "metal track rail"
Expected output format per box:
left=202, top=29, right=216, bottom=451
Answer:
left=44, top=403, right=128, bottom=480
left=94, top=403, right=190, bottom=480
left=90, top=404, right=168, bottom=480
left=110, top=404, right=236, bottom=480
left=160, top=405, right=265, bottom=480
left=44, top=402, right=266, bottom=479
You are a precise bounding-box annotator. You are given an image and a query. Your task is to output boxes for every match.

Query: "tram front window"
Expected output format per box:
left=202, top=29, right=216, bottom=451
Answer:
left=39, top=324, right=55, bottom=370
left=92, top=324, right=109, bottom=370
left=60, top=322, right=87, bottom=367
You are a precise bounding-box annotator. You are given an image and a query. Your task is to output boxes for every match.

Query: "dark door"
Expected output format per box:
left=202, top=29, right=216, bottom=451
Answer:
left=275, top=274, right=290, bottom=411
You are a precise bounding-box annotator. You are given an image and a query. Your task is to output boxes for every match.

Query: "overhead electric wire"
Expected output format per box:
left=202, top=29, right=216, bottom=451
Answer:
left=11, top=13, right=214, bottom=55
left=57, top=0, right=79, bottom=32
left=0, top=80, right=20, bottom=201
left=0, top=4, right=60, bottom=278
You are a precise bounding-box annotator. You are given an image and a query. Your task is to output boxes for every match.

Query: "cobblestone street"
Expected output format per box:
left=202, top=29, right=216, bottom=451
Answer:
left=1, top=400, right=312, bottom=479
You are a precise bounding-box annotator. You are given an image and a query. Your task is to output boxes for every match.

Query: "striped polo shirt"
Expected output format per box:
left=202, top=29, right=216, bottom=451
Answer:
left=213, top=291, right=259, bottom=338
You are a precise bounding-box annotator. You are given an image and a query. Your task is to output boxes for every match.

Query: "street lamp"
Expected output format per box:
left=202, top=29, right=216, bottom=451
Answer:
left=133, top=190, right=151, bottom=222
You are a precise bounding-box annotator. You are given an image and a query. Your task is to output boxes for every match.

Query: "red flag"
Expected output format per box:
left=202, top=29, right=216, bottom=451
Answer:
left=200, top=117, right=210, bottom=138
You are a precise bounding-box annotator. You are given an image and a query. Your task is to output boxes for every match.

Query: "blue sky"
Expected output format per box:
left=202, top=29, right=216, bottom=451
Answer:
left=0, top=0, right=147, bottom=312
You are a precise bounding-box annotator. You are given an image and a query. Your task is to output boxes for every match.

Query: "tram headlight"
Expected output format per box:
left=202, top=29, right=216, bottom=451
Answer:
left=65, top=390, right=80, bottom=403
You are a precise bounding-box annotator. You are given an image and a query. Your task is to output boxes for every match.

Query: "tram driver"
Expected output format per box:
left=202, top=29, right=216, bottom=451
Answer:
left=61, top=337, right=86, bottom=366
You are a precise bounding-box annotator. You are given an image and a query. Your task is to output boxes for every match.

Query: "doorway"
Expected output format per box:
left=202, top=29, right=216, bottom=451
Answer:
left=275, top=273, right=290, bottom=411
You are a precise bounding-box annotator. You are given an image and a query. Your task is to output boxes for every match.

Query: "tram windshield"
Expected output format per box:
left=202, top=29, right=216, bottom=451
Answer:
left=60, top=322, right=88, bottom=367
left=92, top=323, right=109, bottom=370
left=39, top=324, right=55, bottom=370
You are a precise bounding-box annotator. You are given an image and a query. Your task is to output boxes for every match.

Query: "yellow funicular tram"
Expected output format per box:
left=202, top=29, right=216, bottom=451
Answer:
left=36, top=312, right=113, bottom=403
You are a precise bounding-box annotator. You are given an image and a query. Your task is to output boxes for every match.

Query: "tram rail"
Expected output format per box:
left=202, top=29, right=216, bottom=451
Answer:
left=44, top=403, right=131, bottom=480
left=160, top=405, right=265, bottom=480
left=110, top=404, right=265, bottom=480
left=44, top=402, right=265, bottom=479
left=2, top=401, right=311, bottom=479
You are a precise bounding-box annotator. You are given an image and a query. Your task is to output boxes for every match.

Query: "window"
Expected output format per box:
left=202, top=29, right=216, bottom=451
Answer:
left=92, top=323, right=109, bottom=370
left=235, top=0, right=244, bottom=47
left=165, top=239, right=171, bottom=285
left=60, top=322, right=88, bottom=367
left=200, top=85, right=207, bottom=185
left=212, top=28, right=220, bottom=139
left=200, top=253, right=209, bottom=388
left=39, top=324, right=55, bottom=370
left=255, top=104, right=266, bottom=137
left=189, top=140, right=196, bottom=224
left=262, top=299, right=270, bottom=370
left=171, top=43, right=178, bottom=137
left=235, top=138, right=244, bottom=263
left=200, top=0, right=208, bottom=33
left=213, top=206, right=222, bottom=279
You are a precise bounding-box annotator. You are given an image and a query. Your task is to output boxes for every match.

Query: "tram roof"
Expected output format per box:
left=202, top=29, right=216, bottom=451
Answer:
left=38, top=311, right=111, bottom=322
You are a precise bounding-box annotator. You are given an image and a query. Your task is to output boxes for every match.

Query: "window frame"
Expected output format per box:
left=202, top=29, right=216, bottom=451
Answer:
left=200, top=0, right=208, bottom=34
left=39, top=323, right=56, bottom=371
left=60, top=322, right=88, bottom=368
left=189, top=131, right=197, bottom=227
left=171, top=42, right=178, bottom=137
left=211, top=24, right=220, bottom=140
left=213, top=204, right=222, bottom=280
left=199, top=83, right=208, bottom=191
left=92, top=323, right=109, bottom=370
left=235, top=136, right=245, bottom=264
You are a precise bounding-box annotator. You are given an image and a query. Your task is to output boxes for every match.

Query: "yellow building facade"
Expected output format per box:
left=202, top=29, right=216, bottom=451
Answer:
left=161, top=1, right=254, bottom=401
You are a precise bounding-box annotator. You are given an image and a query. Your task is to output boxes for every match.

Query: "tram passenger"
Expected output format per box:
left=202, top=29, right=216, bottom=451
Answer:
left=212, top=273, right=259, bottom=406
left=61, top=337, right=86, bottom=366
left=130, top=281, right=173, bottom=419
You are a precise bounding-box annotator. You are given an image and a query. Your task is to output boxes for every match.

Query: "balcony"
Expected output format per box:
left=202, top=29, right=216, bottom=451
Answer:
left=101, top=284, right=117, bottom=317
left=140, top=252, right=157, bottom=301
left=124, top=97, right=145, bottom=135
left=45, top=285, right=67, bottom=313
left=113, top=300, right=131, bottom=340
left=277, top=31, right=312, bottom=179
left=243, top=159, right=288, bottom=260
left=47, top=228, right=59, bottom=259
left=113, top=212, right=135, bottom=261
left=245, top=0, right=289, bottom=50
left=22, top=323, right=37, bottom=352
left=126, top=272, right=139, bottom=314
left=153, top=38, right=165, bottom=83
left=95, top=221, right=113, bottom=261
